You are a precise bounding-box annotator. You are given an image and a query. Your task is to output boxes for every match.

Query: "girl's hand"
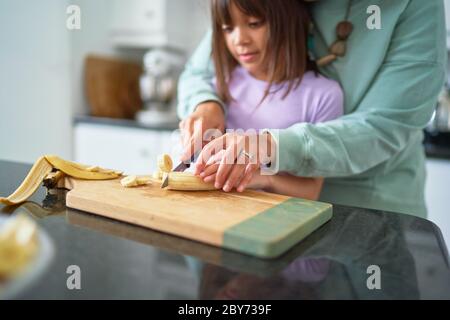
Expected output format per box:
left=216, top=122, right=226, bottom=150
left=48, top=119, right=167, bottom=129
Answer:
left=179, top=102, right=226, bottom=162
left=195, top=131, right=276, bottom=192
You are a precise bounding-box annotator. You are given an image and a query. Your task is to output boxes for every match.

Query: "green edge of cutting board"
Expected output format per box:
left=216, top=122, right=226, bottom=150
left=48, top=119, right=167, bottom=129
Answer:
left=222, top=198, right=333, bottom=259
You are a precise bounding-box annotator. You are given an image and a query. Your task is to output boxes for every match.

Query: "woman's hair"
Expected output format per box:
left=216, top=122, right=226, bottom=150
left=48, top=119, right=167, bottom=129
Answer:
left=211, top=0, right=317, bottom=104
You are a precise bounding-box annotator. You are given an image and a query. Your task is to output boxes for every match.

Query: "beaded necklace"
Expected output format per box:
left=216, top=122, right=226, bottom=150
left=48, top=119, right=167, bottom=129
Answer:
left=312, top=0, right=354, bottom=66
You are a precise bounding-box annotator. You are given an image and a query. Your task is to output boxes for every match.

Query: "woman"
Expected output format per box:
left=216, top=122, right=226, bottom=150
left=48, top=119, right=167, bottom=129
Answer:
left=177, top=0, right=447, bottom=218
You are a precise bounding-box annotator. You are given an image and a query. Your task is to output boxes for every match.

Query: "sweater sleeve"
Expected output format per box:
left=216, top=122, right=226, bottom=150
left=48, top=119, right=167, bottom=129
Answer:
left=267, top=0, right=447, bottom=177
left=176, top=30, right=227, bottom=120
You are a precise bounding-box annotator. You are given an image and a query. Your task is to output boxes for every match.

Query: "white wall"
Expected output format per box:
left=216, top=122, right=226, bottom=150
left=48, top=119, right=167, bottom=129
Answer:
left=0, top=0, right=72, bottom=163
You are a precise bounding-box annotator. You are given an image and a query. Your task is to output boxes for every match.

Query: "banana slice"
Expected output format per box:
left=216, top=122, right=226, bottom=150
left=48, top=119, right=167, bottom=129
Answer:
left=157, top=154, right=173, bottom=172
left=121, top=176, right=152, bottom=188
left=136, top=177, right=152, bottom=185
left=121, top=175, right=138, bottom=187
left=152, top=170, right=163, bottom=180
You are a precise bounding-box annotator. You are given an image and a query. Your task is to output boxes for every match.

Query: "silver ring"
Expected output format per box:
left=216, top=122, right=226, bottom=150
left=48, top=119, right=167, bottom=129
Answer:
left=239, top=149, right=254, bottom=161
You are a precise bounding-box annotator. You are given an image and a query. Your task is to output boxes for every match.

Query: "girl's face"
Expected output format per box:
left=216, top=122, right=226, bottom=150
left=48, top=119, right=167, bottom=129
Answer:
left=222, top=3, right=268, bottom=81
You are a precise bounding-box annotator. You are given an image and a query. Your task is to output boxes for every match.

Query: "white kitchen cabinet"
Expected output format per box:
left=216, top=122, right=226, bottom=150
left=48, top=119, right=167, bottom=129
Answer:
left=109, top=0, right=203, bottom=49
left=425, top=158, right=450, bottom=248
left=74, top=122, right=181, bottom=175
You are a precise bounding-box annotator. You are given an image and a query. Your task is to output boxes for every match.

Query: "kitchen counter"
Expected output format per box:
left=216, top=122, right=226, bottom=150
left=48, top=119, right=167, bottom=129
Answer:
left=74, top=116, right=450, bottom=161
left=73, top=115, right=179, bottom=131
left=1, top=160, right=450, bottom=299
left=424, top=143, right=450, bottom=160
left=424, top=131, right=450, bottom=160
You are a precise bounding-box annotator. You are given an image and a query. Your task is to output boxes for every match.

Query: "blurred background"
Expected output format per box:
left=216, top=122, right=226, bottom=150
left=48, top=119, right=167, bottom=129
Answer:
left=0, top=0, right=209, bottom=167
left=0, top=0, right=450, bottom=246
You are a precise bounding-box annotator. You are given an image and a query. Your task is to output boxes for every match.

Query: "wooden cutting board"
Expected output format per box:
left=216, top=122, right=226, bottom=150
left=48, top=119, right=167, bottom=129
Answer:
left=64, top=177, right=333, bottom=259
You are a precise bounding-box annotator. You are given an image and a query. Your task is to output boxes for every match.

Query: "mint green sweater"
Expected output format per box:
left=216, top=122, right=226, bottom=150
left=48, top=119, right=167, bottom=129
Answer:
left=177, top=0, right=447, bottom=218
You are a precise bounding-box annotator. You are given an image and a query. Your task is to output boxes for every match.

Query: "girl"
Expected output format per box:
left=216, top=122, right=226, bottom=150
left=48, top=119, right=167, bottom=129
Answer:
left=198, top=0, right=344, bottom=200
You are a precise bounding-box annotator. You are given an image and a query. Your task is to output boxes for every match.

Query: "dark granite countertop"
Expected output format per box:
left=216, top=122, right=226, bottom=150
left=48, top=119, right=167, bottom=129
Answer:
left=424, top=131, right=450, bottom=160
left=1, top=160, right=449, bottom=299
left=424, top=143, right=450, bottom=160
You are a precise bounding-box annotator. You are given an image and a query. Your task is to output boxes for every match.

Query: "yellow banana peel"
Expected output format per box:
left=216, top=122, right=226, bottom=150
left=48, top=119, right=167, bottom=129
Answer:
left=0, top=155, right=122, bottom=206
left=0, top=156, right=53, bottom=206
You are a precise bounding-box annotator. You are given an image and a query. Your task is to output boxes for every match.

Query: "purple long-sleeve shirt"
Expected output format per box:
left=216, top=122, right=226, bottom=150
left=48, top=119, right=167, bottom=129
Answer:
left=222, top=67, right=344, bottom=131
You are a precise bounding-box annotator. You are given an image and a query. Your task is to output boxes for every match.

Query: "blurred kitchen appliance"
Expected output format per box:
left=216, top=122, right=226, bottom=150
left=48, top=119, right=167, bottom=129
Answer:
left=136, top=49, right=184, bottom=125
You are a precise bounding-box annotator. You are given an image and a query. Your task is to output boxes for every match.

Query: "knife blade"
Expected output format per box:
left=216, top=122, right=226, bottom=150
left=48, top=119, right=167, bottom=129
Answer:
left=174, top=153, right=197, bottom=172
left=161, top=154, right=196, bottom=188
left=161, top=175, right=169, bottom=189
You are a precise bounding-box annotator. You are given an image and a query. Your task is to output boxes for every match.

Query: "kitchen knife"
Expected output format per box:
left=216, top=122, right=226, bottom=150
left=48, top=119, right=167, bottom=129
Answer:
left=161, top=154, right=196, bottom=188
left=172, top=153, right=196, bottom=172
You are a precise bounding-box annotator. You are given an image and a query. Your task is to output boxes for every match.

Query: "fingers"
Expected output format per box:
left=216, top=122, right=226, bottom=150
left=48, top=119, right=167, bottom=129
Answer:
left=214, top=146, right=239, bottom=189
left=198, top=149, right=224, bottom=184
left=196, top=133, right=251, bottom=190
left=193, top=132, right=262, bottom=193
left=181, top=119, right=205, bottom=162
left=179, top=119, right=188, bottom=148
left=236, top=163, right=259, bottom=192
left=222, top=163, right=247, bottom=192
left=179, top=118, right=195, bottom=161
left=202, top=173, right=216, bottom=183
left=200, top=163, right=219, bottom=179
left=213, top=133, right=248, bottom=188
left=194, top=136, right=226, bottom=175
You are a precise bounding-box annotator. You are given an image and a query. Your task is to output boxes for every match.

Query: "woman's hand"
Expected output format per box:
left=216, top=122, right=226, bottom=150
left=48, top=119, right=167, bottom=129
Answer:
left=200, top=150, right=271, bottom=191
left=179, top=102, right=226, bottom=162
left=194, top=131, right=276, bottom=192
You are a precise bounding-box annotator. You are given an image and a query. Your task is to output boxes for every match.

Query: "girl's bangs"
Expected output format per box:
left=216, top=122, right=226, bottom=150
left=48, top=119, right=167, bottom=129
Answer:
left=213, top=0, right=267, bottom=25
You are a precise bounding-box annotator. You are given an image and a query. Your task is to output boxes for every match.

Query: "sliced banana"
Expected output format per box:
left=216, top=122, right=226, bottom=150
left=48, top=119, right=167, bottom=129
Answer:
left=152, top=170, right=163, bottom=180
left=157, top=154, right=173, bottom=172
left=121, top=175, right=152, bottom=188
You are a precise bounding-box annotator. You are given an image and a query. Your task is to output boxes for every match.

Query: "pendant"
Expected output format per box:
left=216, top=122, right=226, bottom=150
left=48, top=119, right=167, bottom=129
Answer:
left=336, top=21, right=353, bottom=40
left=330, top=40, right=346, bottom=57
left=316, top=54, right=337, bottom=67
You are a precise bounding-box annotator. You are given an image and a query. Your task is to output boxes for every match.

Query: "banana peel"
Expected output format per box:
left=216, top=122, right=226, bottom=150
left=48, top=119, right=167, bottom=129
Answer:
left=0, top=155, right=122, bottom=206
left=44, top=155, right=121, bottom=180
left=0, top=157, right=52, bottom=206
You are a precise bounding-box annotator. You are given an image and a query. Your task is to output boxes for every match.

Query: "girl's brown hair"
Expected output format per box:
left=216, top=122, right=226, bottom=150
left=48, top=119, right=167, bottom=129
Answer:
left=211, top=0, right=317, bottom=104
